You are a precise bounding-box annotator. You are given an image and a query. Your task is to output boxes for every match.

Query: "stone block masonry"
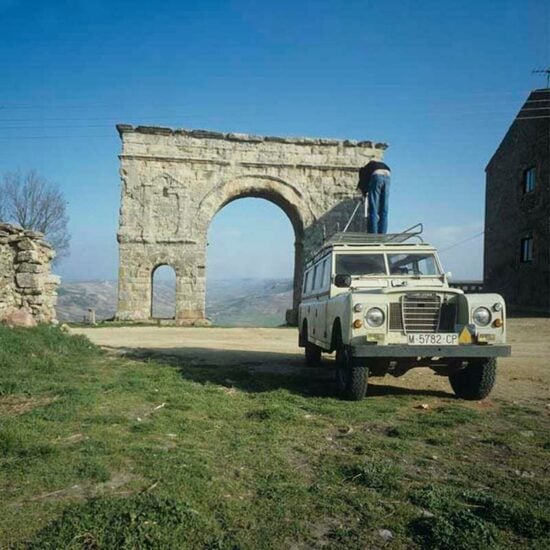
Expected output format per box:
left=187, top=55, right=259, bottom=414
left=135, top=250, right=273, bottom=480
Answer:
left=0, top=223, right=59, bottom=324
left=116, top=125, right=388, bottom=325
left=484, top=89, right=550, bottom=313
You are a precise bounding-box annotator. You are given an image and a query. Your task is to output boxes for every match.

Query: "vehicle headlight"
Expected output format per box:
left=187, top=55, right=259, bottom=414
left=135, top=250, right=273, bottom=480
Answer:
left=493, top=302, right=502, bottom=312
left=473, top=306, right=491, bottom=327
left=365, top=307, right=385, bottom=327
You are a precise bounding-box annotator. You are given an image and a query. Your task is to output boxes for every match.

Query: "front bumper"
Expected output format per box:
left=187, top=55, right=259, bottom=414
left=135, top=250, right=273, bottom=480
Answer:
left=350, top=344, right=511, bottom=358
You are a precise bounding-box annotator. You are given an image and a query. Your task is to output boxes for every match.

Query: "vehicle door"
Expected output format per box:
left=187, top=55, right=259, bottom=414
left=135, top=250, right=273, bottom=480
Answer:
left=315, top=256, right=331, bottom=347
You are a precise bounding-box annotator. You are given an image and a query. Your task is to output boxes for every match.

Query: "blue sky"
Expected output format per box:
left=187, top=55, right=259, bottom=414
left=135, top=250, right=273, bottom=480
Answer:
left=0, top=0, right=548, bottom=282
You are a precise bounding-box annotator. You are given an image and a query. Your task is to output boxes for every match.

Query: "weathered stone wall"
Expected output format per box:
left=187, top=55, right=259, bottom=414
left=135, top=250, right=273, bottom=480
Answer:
left=116, top=125, right=387, bottom=325
left=484, top=88, right=550, bottom=313
left=0, top=223, right=59, bottom=324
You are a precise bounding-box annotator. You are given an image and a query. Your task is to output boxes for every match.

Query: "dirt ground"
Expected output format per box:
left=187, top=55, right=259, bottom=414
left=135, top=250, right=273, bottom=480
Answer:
left=73, top=318, right=550, bottom=405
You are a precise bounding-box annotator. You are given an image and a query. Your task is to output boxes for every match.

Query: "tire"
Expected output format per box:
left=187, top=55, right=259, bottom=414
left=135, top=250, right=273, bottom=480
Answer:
left=335, top=345, right=369, bottom=401
left=305, top=340, right=322, bottom=367
left=449, top=358, right=496, bottom=400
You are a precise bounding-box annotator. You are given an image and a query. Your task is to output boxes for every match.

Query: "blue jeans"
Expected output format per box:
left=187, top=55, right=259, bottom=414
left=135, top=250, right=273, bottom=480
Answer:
left=367, top=174, right=390, bottom=234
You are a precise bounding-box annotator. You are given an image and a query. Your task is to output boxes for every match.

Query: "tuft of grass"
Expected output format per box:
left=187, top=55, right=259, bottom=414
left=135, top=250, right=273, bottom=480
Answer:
left=410, top=509, right=500, bottom=550
left=23, top=494, right=228, bottom=549
left=342, top=457, right=402, bottom=493
left=385, top=405, right=480, bottom=442
left=0, top=424, right=58, bottom=459
left=410, top=484, right=550, bottom=542
left=246, top=403, right=298, bottom=422
left=75, top=459, right=111, bottom=483
left=463, top=490, right=550, bottom=540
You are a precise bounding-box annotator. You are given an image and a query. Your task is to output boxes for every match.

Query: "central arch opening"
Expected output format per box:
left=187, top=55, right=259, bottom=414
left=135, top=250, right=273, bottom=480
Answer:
left=206, top=197, right=298, bottom=326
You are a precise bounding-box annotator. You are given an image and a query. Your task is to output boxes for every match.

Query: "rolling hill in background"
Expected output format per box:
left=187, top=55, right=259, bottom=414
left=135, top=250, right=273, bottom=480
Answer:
left=56, top=278, right=293, bottom=327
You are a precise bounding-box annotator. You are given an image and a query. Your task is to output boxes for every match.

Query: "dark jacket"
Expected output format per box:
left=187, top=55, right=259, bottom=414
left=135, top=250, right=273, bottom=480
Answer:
left=357, top=160, right=391, bottom=195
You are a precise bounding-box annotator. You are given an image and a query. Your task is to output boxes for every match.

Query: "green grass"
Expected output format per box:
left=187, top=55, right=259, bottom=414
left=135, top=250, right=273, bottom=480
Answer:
left=0, top=326, right=549, bottom=549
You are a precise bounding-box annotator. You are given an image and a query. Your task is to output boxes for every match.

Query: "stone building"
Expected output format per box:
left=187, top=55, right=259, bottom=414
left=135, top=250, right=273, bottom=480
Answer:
left=116, top=125, right=387, bottom=325
left=484, top=88, right=550, bottom=313
left=0, top=222, right=59, bottom=324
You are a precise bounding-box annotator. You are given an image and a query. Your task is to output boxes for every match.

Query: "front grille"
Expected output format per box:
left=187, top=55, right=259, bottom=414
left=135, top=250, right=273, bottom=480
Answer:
left=402, top=293, right=441, bottom=333
left=389, top=303, right=403, bottom=330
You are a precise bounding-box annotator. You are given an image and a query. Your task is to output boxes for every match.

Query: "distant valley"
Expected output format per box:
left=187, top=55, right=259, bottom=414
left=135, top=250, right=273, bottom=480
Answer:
left=56, top=278, right=293, bottom=327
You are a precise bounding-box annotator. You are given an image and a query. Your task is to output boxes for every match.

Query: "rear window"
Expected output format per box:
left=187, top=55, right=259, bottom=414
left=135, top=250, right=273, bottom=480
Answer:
left=335, top=254, right=387, bottom=276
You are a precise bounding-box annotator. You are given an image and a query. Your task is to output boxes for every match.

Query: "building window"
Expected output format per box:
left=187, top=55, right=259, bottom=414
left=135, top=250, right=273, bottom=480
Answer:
left=520, top=235, right=533, bottom=263
left=523, top=167, right=536, bottom=193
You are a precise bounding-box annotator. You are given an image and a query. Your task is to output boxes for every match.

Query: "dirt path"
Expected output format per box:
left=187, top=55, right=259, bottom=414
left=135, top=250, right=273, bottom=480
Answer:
left=73, top=318, right=550, bottom=405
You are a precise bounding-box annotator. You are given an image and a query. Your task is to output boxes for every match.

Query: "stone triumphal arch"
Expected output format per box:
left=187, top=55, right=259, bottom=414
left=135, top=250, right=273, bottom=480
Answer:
left=116, top=125, right=387, bottom=324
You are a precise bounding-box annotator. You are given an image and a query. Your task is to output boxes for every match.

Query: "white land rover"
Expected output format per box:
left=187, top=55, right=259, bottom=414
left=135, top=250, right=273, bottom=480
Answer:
left=298, top=228, right=511, bottom=401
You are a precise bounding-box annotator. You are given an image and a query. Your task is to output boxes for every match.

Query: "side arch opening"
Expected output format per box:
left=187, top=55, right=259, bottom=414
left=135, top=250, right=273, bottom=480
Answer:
left=151, top=264, right=176, bottom=320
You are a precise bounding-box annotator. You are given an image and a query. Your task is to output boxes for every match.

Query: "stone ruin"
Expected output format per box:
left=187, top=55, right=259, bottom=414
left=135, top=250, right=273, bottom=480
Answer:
left=116, top=125, right=387, bottom=325
left=0, top=222, right=59, bottom=325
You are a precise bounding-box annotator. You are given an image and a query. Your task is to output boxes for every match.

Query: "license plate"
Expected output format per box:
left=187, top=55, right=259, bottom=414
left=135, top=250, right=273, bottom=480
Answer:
left=407, top=333, right=459, bottom=345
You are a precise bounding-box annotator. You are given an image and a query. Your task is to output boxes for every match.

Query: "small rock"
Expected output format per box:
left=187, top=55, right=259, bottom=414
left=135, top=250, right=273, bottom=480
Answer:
left=337, top=425, right=354, bottom=436
left=514, top=469, right=535, bottom=478
left=378, top=529, right=394, bottom=542
left=3, top=308, right=37, bottom=328
left=417, top=403, right=430, bottom=410
left=431, top=455, right=439, bottom=461
left=421, top=510, right=435, bottom=518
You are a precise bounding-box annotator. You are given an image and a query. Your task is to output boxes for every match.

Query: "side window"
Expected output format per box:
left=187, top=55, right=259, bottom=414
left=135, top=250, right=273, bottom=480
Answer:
left=520, top=235, right=533, bottom=263
left=303, top=270, right=310, bottom=294
left=312, top=264, right=319, bottom=291
left=319, top=260, right=326, bottom=291
left=321, top=258, right=330, bottom=290
left=523, top=167, right=536, bottom=194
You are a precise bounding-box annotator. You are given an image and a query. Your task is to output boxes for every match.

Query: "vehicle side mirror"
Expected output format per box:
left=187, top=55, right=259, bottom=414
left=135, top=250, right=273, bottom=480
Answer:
left=334, top=274, right=352, bottom=288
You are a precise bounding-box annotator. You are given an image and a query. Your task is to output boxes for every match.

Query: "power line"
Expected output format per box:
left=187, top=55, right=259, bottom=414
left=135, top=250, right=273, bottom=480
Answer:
left=0, top=115, right=210, bottom=122
left=0, top=112, right=535, bottom=129
left=0, top=90, right=539, bottom=111
left=532, top=68, right=550, bottom=88
left=0, top=135, right=114, bottom=139
left=439, top=231, right=484, bottom=253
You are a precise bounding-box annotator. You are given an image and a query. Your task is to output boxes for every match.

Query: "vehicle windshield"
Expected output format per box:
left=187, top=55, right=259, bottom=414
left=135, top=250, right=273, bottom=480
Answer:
left=387, top=253, right=440, bottom=276
left=335, top=254, right=387, bottom=276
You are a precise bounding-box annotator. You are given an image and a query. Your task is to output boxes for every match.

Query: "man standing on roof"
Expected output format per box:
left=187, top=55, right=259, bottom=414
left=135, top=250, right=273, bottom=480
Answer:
left=357, top=160, right=391, bottom=234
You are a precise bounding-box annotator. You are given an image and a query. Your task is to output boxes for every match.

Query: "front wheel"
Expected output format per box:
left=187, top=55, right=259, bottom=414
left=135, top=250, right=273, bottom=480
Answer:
left=449, top=358, right=496, bottom=400
left=335, top=346, right=369, bottom=401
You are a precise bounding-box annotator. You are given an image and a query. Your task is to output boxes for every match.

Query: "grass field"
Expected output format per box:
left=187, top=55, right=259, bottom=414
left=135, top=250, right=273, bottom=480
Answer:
left=0, top=325, right=549, bottom=548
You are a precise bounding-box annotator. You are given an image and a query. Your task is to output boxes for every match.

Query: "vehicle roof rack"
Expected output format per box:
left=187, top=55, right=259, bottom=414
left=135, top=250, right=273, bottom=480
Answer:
left=325, top=223, right=424, bottom=246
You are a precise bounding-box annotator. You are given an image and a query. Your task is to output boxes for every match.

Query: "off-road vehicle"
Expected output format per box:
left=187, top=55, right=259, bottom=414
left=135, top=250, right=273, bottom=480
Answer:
left=298, top=226, right=511, bottom=400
